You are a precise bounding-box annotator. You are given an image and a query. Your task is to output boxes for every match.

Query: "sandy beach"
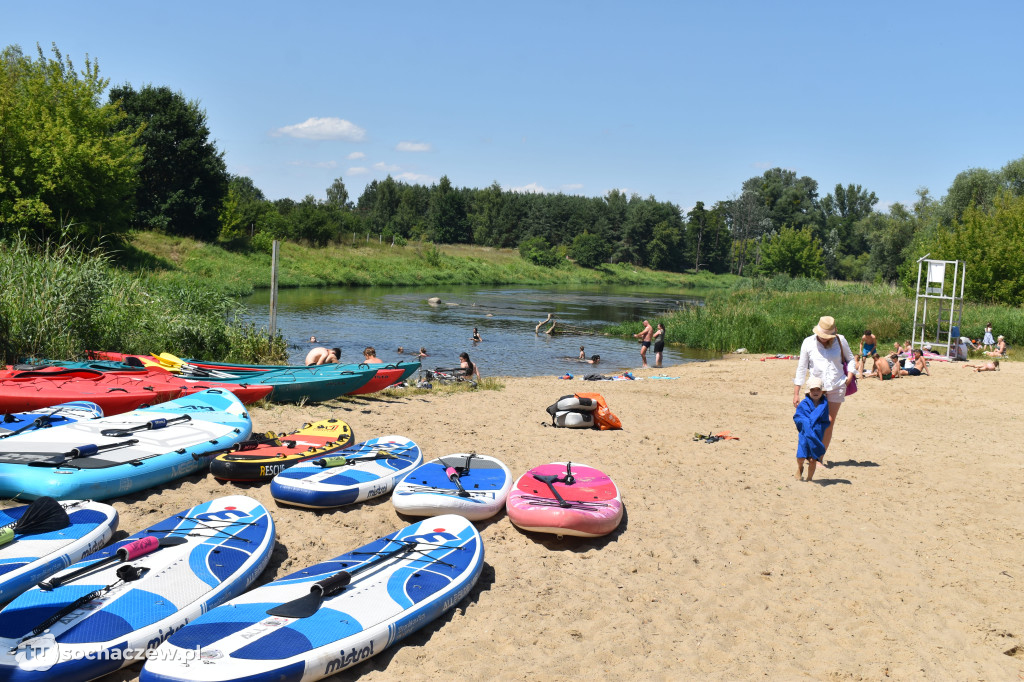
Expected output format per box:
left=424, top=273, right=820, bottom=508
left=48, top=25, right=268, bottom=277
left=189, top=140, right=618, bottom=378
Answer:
left=80, top=355, right=1024, bottom=680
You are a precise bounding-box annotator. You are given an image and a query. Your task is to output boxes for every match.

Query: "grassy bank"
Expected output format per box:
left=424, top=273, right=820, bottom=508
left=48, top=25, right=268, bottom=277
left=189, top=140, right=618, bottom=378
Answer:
left=605, top=277, right=1024, bottom=354
left=118, top=231, right=743, bottom=297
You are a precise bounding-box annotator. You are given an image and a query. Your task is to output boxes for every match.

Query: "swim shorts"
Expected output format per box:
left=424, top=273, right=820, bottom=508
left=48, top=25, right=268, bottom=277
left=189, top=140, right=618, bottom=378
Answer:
left=881, top=373, right=892, bottom=381
left=906, top=368, right=921, bottom=376
left=641, top=341, right=651, bottom=349
left=862, top=343, right=876, bottom=357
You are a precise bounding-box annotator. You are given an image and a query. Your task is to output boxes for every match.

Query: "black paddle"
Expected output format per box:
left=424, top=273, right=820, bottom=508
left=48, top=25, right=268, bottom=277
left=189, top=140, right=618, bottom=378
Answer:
left=22, top=564, right=150, bottom=641
left=40, top=535, right=186, bottom=590
left=312, top=445, right=414, bottom=468
left=267, top=542, right=416, bottom=618
left=0, top=497, right=70, bottom=547
left=100, top=414, right=191, bottom=438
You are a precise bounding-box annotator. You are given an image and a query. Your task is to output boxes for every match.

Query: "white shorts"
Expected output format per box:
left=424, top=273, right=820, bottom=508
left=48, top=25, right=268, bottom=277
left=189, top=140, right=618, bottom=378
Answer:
left=825, top=385, right=845, bottom=404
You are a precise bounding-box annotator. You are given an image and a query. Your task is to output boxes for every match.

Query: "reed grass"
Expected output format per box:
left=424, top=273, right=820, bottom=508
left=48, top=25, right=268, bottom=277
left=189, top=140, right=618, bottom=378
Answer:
left=605, top=276, right=1024, bottom=354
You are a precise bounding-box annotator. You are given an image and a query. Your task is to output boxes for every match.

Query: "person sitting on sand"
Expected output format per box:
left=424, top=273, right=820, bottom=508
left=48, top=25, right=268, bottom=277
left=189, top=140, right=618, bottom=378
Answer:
left=305, top=346, right=340, bottom=366
left=794, top=376, right=829, bottom=482
left=984, top=336, right=1008, bottom=357
left=905, top=349, right=929, bottom=376
left=864, top=352, right=895, bottom=380
left=362, top=346, right=384, bottom=364
left=964, top=360, right=1000, bottom=372
left=459, top=352, right=481, bottom=381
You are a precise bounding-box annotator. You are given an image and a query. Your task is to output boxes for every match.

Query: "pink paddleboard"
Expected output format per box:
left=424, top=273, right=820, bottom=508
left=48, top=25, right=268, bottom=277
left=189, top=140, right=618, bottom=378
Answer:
left=506, top=461, right=623, bottom=537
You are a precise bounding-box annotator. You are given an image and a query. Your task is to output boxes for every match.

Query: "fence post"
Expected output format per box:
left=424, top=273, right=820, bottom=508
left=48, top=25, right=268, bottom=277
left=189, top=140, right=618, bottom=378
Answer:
left=269, top=240, right=279, bottom=341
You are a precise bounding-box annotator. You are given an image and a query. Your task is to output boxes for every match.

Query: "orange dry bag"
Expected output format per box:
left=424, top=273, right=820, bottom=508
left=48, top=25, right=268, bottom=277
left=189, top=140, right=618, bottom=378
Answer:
left=573, top=392, right=622, bottom=430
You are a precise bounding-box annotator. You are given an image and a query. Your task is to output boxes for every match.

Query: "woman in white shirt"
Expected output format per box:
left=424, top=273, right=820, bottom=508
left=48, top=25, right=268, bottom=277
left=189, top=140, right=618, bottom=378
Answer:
left=793, top=316, right=856, bottom=465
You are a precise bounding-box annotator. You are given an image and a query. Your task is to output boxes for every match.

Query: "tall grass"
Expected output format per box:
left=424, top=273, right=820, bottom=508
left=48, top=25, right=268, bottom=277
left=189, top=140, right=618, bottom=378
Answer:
left=605, top=276, right=1024, bottom=354
left=0, top=237, right=285, bottom=364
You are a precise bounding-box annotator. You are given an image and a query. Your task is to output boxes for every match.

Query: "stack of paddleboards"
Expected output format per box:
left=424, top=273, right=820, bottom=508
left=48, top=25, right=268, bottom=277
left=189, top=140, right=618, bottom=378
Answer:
left=0, top=495, right=275, bottom=681
left=140, top=514, right=483, bottom=682
left=506, top=461, right=624, bottom=537
left=209, top=418, right=354, bottom=483
left=270, top=436, right=422, bottom=508
left=393, top=453, right=513, bottom=521
left=0, top=389, right=252, bottom=501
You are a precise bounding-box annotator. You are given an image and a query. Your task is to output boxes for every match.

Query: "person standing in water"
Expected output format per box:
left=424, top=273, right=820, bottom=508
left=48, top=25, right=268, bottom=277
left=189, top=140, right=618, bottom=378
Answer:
left=471, top=327, right=482, bottom=342
left=305, top=347, right=340, bottom=366
left=633, top=319, right=654, bottom=369
left=652, top=322, right=666, bottom=368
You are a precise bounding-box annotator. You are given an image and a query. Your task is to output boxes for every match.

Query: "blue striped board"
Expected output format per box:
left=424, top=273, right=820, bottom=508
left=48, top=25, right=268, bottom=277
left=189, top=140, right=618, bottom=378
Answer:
left=0, top=389, right=252, bottom=501
left=0, top=500, right=118, bottom=604
left=0, top=494, right=275, bottom=682
left=392, top=454, right=513, bottom=521
left=140, top=514, right=483, bottom=682
left=0, top=402, right=104, bottom=439
left=270, top=436, right=422, bottom=509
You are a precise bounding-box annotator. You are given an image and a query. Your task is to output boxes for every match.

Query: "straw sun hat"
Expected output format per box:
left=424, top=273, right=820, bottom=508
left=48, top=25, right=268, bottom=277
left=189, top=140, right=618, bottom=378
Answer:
left=812, top=316, right=838, bottom=339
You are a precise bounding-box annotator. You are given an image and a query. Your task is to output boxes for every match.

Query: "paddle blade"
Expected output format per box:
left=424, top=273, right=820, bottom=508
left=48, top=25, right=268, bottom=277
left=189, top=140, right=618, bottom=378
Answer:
left=14, top=497, right=70, bottom=536
left=0, top=527, right=13, bottom=546
left=266, top=591, right=324, bottom=618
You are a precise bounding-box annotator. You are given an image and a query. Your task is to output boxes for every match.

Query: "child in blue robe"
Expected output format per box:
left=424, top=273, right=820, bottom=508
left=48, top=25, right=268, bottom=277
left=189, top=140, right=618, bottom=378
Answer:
left=794, top=375, right=830, bottom=481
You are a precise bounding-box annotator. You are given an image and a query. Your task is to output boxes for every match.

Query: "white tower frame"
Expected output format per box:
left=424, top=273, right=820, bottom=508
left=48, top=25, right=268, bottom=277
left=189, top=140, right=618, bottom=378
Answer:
left=912, top=255, right=966, bottom=357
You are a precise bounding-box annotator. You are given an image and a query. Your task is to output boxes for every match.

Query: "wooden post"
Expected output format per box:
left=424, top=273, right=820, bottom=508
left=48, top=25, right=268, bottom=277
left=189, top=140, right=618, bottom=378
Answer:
left=269, top=240, right=279, bottom=340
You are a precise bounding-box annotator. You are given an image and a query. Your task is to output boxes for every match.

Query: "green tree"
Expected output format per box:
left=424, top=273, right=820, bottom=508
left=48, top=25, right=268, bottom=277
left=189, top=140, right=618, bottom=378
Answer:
left=568, top=231, right=611, bottom=268
left=0, top=44, right=141, bottom=243
left=428, top=175, right=470, bottom=243
left=518, top=236, right=560, bottom=267
left=326, top=177, right=350, bottom=211
left=218, top=175, right=267, bottom=243
left=759, top=226, right=826, bottom=279
left=108, top=84, right=227, bottom=240
left=819, top=183, right=878, bottom=258
left=944, top=167, right=1000, bottom=224
left=931, top=191, right=1024, bottom=304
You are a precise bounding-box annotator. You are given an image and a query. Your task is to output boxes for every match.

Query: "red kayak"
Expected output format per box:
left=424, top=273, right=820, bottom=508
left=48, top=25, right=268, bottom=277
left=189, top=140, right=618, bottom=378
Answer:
left=0, top=367, right=273, bottom=405
left=0, top=379, right=184, bottom=415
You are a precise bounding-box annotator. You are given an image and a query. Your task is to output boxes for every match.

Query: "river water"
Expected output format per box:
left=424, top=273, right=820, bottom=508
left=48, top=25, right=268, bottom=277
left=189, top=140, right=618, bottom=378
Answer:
left=240, top=285, right=719, bottom=378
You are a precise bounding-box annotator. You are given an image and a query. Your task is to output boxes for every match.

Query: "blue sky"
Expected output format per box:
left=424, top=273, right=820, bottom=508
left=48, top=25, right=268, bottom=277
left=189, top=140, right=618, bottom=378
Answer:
left=6, top=1, right=1023, bottom=212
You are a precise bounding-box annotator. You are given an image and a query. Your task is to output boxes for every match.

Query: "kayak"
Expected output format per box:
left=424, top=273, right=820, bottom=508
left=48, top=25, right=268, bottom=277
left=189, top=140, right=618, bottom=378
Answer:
left=0, top=378, right=183, bottom=415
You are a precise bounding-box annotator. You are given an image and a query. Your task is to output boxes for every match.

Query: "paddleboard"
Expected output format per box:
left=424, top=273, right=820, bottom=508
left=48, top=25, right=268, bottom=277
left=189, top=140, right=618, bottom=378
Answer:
left=270, top=436, right=422, bottom=509
left=506, top=461, right=624, bottom=537
left=392, top=453, right=512, bottom=521
left=140, top=514, right=482, bottom=682
left=0, top=494, right=275, bottom=682
left=210, top=419, right=354, bottom=483
left=0, top=499, right=117, bottom=603
left=0, top=389, right=252, bottom=501
left=0, top=402, right=103, bottom=439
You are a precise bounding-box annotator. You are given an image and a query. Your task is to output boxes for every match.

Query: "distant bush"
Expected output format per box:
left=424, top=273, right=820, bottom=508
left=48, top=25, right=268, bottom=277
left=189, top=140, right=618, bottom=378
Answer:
left=518, top=236, right=560, bottom=267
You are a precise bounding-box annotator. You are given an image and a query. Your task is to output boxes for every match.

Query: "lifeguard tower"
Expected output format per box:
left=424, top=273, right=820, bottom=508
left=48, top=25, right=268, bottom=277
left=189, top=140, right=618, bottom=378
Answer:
left=911, top=255, right=966, bottom=357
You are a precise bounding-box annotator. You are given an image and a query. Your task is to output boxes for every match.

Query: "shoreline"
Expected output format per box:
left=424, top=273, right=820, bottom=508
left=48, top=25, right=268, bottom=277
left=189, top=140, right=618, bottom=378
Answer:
left=37, top=354, right=1024, bottom=679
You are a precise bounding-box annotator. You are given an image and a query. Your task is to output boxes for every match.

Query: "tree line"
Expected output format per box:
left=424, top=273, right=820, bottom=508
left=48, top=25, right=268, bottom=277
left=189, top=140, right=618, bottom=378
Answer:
left=3, top=44, right=1024, bottom=304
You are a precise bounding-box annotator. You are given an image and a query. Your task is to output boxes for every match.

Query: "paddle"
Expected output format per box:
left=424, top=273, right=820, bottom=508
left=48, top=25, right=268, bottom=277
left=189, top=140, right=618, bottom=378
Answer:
left=312, top=444, right=415, bottom=468
left=0, top=497, right=70, bottom=547
left=267, top=541, right=416, bottom=618
left=439, top=455, right=477, bottom=498
left=531, top=461, right=577, bottom=508
left=0, top=409, right=69, bottom=440
left=100, top=414, right=191, bottom=438
left=39, top=535, right=186, bottom=590
left=22, top=564, right=151, bottom=642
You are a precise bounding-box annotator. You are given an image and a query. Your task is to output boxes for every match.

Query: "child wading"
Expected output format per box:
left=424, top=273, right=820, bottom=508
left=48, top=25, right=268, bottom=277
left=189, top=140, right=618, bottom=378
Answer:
left=794, top=376, right=830, bottom=481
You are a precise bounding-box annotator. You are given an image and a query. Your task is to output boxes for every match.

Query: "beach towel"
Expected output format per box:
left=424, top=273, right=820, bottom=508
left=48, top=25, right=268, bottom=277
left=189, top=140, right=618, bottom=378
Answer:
left=793, top=396, right=830, bottom=461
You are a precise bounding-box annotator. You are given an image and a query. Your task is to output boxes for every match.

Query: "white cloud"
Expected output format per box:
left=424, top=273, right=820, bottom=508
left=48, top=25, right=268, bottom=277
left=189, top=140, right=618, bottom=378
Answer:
left=373, top=162, right=401, bottom=173
left=561, top=183, right=584, bottom=192
left=348, top=166, right=369, bottom=175
left=274, top=117, right=366, bottom=141
left=511, top=182, right=546, bottom=194
left=396, top=141, right=432, bottom=152
left=286, top=160, right=338, bottom=169
left=396, top=171, right=435, bottom=184
left=347, top=151, right=366, bottom=160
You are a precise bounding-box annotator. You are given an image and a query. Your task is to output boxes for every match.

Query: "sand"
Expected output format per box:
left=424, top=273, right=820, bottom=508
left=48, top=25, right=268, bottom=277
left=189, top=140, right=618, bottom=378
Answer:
left=41, top=356, right=1024, bottom=680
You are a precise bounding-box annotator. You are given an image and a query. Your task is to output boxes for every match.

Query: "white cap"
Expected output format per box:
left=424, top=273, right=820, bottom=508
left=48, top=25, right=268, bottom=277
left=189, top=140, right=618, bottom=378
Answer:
left=805, top=376, right=823, bottom=390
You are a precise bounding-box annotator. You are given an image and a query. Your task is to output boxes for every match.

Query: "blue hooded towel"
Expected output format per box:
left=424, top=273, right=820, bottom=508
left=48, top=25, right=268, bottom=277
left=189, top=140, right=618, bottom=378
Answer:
left=794, top=395, right=830, bottom=461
